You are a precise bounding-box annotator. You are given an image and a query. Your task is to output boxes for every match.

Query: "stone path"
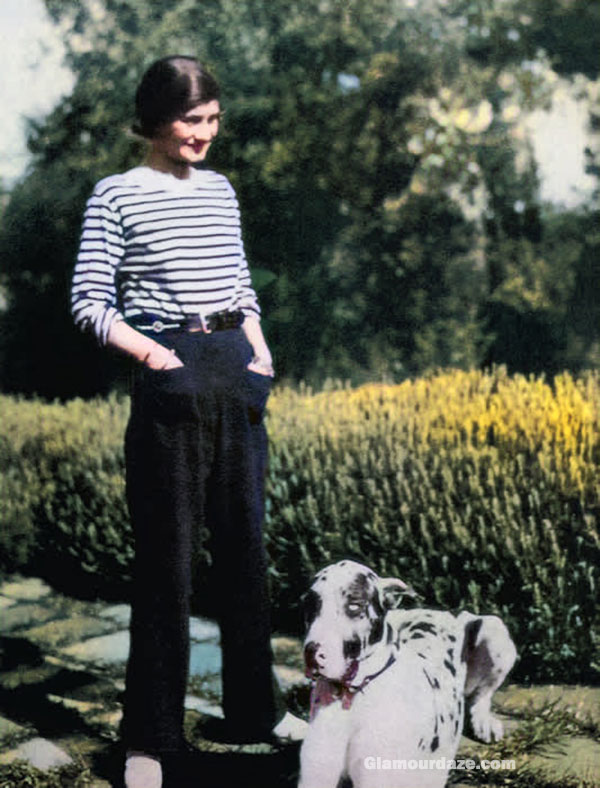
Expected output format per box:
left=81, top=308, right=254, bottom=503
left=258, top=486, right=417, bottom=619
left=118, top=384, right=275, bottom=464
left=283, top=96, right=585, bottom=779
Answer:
left=0, top=576, right=307, bottom=787
left=1, top=576, right=599, bottom=787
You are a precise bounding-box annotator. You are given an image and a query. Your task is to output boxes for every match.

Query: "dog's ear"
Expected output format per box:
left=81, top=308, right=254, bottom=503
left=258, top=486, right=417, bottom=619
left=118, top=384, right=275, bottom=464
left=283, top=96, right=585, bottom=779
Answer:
left=379, top=577, right=419, bottom=609
left=460, top=615, right=483, bottom=663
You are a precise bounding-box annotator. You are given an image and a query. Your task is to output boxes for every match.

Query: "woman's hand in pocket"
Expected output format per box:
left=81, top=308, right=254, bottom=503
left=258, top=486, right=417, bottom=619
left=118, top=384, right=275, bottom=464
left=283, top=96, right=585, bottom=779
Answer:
left=247, top=354, right=274, bottom=377
left=144, top=344, right=184, bottom=370
left=106, top=322, right=184, bottom=371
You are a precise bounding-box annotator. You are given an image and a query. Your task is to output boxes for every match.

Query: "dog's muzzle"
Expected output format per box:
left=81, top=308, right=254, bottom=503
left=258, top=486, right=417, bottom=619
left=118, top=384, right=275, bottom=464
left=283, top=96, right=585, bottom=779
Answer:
left=304, top=641, right=322, bottom=678
left=304, top=640, right=360, bottom=684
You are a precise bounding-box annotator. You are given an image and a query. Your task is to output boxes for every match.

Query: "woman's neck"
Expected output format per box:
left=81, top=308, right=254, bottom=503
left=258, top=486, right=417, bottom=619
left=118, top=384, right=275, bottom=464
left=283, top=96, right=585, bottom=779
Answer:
left=145, top=149, right=192, bottom=180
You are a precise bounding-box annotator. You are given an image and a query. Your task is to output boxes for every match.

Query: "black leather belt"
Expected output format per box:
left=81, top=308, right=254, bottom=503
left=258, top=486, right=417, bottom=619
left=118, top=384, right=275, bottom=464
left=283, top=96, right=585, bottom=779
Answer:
left=130, top=309, right=244, bottom=334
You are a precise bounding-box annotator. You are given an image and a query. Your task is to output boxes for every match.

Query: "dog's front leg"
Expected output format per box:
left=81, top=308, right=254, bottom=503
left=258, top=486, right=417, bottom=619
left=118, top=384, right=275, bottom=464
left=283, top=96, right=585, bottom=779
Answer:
left=458, top=612, right=517, bottom=743
left=299, top=703, right=351, bottom=788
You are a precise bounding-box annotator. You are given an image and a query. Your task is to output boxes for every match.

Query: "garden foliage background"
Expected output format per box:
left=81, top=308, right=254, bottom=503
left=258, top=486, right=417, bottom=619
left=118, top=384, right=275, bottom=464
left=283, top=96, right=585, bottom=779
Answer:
left=1, top=369, right=598, bottom=684
left=0, top=0, right=599, bottom=688
left=0, top=0, right=599, bottom=396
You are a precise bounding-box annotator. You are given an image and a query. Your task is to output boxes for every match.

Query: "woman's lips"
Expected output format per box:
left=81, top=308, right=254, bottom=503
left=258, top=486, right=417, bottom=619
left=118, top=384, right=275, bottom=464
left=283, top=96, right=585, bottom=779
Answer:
left=189, top=141, right=207, bottom=154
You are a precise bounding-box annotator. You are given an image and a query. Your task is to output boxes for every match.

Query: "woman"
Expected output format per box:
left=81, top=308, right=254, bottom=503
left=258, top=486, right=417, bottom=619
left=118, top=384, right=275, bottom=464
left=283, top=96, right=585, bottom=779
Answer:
left=72, top=55, right=305, bottom=788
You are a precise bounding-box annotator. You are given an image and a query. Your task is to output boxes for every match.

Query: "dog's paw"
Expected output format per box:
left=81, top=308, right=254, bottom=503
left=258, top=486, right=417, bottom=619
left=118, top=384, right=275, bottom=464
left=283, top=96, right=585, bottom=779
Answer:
left=470, top=707, right=504, bottom=743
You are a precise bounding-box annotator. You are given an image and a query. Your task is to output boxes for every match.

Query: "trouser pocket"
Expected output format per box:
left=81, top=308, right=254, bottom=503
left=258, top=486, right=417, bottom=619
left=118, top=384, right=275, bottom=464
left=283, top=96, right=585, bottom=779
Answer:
left=138, top=365, right=198, bottom=422
left=245, top=369, right=272, bottom=425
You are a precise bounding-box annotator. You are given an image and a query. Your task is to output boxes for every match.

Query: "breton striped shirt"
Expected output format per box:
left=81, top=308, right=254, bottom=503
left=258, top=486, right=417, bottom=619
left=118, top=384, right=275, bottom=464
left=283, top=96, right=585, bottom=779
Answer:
left=71, top=165, right=260, bottom=344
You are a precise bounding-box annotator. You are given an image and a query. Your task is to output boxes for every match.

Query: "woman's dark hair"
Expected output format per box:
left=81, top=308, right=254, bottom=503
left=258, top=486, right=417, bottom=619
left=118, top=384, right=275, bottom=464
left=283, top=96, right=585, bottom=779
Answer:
left=133, top=56, right=220, bottom=138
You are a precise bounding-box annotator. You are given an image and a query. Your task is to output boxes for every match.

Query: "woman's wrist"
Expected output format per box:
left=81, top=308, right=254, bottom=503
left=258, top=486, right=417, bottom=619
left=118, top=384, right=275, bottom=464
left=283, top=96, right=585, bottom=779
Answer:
left=139, top=343, right=161, bottom=364
left=251, top=345, right=272, bottom=364
left=138, top=342, right=182, bottom=370
left=107, top=321, right=173, bottom=367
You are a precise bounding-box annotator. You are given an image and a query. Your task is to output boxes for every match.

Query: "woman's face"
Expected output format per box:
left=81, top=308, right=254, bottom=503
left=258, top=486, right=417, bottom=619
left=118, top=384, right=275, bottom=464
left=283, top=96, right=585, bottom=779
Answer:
left=151, top=100, right=221, bottom=166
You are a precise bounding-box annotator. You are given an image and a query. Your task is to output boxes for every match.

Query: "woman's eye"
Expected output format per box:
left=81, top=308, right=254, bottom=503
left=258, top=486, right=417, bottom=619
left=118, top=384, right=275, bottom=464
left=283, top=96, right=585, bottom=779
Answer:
left=182, top=115, right=220, bottom=125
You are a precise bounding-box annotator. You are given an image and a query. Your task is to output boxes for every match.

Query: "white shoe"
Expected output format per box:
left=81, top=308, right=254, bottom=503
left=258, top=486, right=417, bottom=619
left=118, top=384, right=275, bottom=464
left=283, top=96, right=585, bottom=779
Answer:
left=124, top=754, right=162, bottom=788
left=272, top=711, right=309, bottom=741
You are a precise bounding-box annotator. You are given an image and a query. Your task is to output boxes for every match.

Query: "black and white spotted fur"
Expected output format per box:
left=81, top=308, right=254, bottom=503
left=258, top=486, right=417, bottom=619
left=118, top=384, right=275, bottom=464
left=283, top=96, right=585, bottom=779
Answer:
left=299, top=560, right=517, bottom=788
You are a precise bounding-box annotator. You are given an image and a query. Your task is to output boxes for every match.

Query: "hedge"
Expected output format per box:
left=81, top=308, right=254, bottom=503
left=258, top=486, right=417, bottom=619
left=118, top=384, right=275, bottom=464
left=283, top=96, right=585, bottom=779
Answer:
left=1, top=368, right=598, bottom=682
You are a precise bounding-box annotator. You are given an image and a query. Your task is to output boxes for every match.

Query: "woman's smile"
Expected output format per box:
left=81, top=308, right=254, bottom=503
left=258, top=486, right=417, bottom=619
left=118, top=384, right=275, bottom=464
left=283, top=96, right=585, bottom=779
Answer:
left=188, top=140, right=208, bottom=154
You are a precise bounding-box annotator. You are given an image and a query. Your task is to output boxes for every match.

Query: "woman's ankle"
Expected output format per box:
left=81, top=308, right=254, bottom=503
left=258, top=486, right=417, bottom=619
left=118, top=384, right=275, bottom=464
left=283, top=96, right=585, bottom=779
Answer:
left=124, top=753, right=162, bottom=788
left=126, top=750, right=161, bottom=762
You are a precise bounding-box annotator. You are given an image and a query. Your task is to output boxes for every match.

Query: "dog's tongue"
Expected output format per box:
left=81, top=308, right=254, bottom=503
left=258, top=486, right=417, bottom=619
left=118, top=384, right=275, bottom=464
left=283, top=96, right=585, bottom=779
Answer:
left=309, top=664, right=359, bottom=721
left=343, top=660, right=359, bottom=684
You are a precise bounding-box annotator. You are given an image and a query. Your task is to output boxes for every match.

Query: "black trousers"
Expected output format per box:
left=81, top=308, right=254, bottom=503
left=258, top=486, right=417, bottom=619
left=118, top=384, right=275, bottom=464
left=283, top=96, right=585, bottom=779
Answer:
left=121, top=327, right=284, bottom=754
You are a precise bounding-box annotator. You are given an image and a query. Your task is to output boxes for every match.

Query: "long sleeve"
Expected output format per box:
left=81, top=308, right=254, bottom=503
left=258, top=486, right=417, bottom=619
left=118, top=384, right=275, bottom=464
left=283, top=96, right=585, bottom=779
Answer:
left=225, top=181, right=261, bottom=319
left=71, top=186, right=125, bottom=345
left=234, top=246, right=261, bottom=319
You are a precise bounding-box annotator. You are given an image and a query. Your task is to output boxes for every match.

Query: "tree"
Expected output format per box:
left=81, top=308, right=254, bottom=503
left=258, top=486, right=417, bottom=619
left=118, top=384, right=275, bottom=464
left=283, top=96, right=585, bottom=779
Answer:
left=1, top=0, right=597, bottom=397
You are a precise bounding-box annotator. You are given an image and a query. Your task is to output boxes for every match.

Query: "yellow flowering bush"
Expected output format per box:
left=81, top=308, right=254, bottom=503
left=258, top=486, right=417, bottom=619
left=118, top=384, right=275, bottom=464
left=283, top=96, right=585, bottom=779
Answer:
left=265, top=368, right=599, bottom=681
left=0, top=368, right=598, bottom=680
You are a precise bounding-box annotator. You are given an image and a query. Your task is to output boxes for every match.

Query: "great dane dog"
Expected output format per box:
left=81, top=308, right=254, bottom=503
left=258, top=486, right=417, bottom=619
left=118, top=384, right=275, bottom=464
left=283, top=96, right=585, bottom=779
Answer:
left=298, top=560, right=517, bottom=788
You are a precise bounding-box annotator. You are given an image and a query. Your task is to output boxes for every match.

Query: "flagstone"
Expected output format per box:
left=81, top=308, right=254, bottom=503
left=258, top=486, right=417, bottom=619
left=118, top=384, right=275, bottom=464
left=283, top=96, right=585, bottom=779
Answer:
left=190, top=641, right=222, bottom=677
left=189, top=673, right=222, bottom=700
left=184, top=695, right=224, bottom=718
left=19, top=616, right=117, bottom=649
left=0, top=714, right=28, bottom=743
left=88, top=708, right=123, bottom=728
left=2, top=603, right=62, bottom=633
left=61, top=630, right=130, bottom=664
left=0, top=578, right=52, bottom=601
left=0, top=663, right=60, bottom=691
left=274, top=664, right=307, bottom=691
left=56, top=676, right=122, bottom=705
left=189, top=616, right=220, bottom=642
left=99, top=603, right=131, bottom=626
left=272, top=636, right=304, bottom=671
left=95, top=608, right=220, bottom=643
left=0, top=737, right=72, bottom=768
left=47, top=694, right=104, bottom=715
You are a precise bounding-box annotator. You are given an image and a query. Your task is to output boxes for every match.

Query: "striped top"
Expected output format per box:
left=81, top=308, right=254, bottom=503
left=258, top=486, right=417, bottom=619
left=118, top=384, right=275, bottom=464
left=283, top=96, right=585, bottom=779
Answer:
left=71, top=165, right=260, bottom=344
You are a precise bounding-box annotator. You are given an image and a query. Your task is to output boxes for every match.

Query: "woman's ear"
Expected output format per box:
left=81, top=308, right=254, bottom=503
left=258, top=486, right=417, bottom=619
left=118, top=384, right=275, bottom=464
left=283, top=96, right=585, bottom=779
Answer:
left=379, top=577, right=419, bottom=609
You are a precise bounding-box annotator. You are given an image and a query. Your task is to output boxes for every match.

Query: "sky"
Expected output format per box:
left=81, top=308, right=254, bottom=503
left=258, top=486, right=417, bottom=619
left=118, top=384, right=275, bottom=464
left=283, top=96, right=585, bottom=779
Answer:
left=0, top=0, right=74, bottom=183
left=0, top=0, right=596, bottom=207
left=527, top=86, right=596, bottom=208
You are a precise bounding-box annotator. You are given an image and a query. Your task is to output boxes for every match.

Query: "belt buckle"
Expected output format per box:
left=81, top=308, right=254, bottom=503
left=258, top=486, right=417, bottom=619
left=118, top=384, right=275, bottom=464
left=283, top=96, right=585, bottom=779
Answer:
left=152, top=320, right=165, bottom=333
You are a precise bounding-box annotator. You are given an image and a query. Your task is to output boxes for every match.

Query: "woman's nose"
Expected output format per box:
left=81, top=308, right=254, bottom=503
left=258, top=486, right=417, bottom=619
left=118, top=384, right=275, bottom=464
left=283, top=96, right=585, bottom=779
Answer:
left=191, top=121, right=217, bottom=139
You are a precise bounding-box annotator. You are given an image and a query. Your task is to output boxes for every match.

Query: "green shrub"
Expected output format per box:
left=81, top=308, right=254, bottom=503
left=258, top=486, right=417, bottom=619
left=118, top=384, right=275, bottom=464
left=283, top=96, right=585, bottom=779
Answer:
left=0, top=394, right=132, bottom=597
left=0, top=369, right=598, bottom=682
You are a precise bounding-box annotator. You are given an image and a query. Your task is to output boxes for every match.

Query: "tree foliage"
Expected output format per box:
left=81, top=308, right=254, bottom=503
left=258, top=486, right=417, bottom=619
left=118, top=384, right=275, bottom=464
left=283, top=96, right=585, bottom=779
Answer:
left=0, top=0, right=598, bottom=397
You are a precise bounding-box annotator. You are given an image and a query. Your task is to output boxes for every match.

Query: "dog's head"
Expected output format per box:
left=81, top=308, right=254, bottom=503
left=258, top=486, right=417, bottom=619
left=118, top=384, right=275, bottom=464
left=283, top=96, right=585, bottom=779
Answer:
left=303, top=560, right=416, bottom=683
